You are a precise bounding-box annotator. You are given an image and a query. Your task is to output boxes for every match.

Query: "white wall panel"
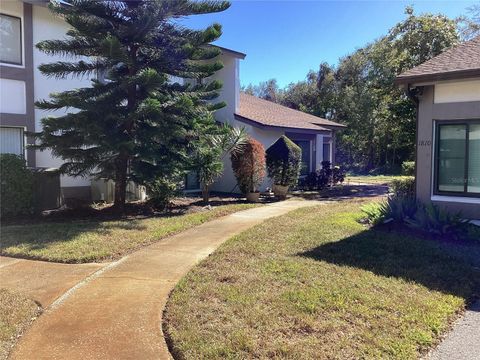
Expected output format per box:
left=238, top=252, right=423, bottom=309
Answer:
left=434, top=79, right=480, bottom=104
left=0, top=78, right=26, bottom=114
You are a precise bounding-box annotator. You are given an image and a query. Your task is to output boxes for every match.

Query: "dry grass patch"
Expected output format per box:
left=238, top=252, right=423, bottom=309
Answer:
left=346, top=175, right=410, bottom=185
left=164, top=199, right=480, bottom=359
left=0, top=289, right=41, bottom=360
left=0, top=203, right=259, bottom=263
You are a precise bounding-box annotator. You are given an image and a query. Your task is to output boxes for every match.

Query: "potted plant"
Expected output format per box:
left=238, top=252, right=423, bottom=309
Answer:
left=266, top=135, right=301, bottom=199
left=231, top=137, right=266, bottom=202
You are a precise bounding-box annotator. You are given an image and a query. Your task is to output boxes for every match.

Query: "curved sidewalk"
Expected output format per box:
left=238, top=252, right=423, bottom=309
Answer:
left=11, top=200, right=321, bottom=360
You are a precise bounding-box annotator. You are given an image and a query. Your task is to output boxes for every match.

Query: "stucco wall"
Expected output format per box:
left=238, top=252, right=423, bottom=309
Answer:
left=416, top=81, right=480, bottom=219
left=32, top=4, right=91, bottom=190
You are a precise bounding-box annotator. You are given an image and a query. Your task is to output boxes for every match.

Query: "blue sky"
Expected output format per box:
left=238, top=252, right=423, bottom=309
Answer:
left=182, top=0, right=477, bottom=88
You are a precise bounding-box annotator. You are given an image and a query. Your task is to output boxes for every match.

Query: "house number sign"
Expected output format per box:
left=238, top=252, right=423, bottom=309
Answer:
left=418, top=140, right=431, bottom=147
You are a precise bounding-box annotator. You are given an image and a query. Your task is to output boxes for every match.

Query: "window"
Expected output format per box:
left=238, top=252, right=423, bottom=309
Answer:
left=0, top=127, right=24, bottom=156
left=435, top=121, right=480, bottom=197
left=293, top=140, right=311, bottom=176
left=323, top=143, right=331, bottom=162
left=0, top=14, right=22, bottom=65
left=185, top=171, right=200, bottom=190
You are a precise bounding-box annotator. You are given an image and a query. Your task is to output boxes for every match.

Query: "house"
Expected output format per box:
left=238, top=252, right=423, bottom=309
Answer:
left=396, top=36, right=480, bottom=219
left=0, top=0, right=344, bottom=204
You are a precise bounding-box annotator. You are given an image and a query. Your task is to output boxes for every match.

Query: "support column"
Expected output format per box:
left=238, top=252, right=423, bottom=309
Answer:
left=315, top=134, right=323, bottom=170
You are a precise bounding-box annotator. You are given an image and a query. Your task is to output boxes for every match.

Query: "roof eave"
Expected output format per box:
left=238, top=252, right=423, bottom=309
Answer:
left=395, top=68, right=480, bottom=86
left=234, top=114, right=332, bottom=134
left=215, top=46, right=246, bottom=59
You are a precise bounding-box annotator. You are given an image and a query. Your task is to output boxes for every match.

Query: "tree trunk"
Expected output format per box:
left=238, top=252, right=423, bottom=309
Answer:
left=202, top=184, right=210, bottom=204
left=113, top=155, right=128, bottom=214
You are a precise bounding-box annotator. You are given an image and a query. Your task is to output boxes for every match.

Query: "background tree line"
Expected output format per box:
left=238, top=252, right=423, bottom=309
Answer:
left=243, top=5, right=480, bottom=173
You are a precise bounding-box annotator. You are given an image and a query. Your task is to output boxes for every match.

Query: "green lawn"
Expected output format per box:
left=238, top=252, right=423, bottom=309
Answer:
left=346, top=175, right=411, bottom=185
left=0, top=289, right=40, bottom=360
left=164, top=199, right=480, bottom=359
left=0, top=203, right=259, bottom=263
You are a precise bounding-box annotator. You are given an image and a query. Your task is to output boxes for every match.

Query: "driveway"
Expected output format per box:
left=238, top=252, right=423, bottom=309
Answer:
left=8, top=200, right=321, bottom=360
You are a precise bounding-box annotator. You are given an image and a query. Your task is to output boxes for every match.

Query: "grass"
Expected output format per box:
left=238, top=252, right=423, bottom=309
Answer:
left=0, top=289, right=40, bottom=360
left=164, top=199, right=480, bottom=359
left=346, top=175, right=411, bottom=185
left=0, top=203, right=259, bottom=263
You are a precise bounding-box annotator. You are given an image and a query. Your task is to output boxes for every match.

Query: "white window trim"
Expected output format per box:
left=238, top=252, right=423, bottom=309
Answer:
left=431, top=195, right=480, bottom=204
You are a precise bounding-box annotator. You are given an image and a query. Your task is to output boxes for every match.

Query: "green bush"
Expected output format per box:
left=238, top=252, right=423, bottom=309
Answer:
left=145, top=176, right=180, bottom=210
left=266, top=135, right=301, bottom=187
left=0, top=154, right=34, bottom=217
left=401, top=161, right=415, bottom=176
left=406, top=203, right=469, bottom=239
left=390, top=177, right=415, bottom=197
left=361, top=196, right=417, bottom=225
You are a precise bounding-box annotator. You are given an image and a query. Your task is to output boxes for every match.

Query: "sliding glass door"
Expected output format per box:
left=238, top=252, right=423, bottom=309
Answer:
left=435, top=121, right=480, bottom=197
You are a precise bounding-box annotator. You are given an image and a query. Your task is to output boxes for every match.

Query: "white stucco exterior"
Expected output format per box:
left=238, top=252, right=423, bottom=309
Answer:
left=32, top=4, right=91, bottom=188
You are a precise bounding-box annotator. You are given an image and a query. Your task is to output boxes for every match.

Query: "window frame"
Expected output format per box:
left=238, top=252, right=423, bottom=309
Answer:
left=0, top=13, right=23, bottom=66
left=0, top=126, right=25, bottom=157
left=434, top=119, right=480, bottom=198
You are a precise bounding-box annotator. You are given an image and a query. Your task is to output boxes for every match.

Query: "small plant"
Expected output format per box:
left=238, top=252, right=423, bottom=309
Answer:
left=406, top=203, right=469, bottom=239
left=266, top=136, right=301, bottom=187
left=401, top=161, right=415, bottom=176
left=361, top=196, right=417, bottom=226
left=390, top=177, right=415, bottom=198
left=0, top=154, right=34, bottom=217
left=332, top=165, right=346, bottom=184
left=231, top=137, right=266, bottom=194
left=299, top=163, right=346, bottom=191
left=146, top=176, right=180, bottom=210
left=361, top=201, right=391, bottom=226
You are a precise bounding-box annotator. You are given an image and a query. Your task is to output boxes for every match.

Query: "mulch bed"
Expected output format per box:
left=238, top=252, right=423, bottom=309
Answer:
left=1, top=193, right=249, bottom=225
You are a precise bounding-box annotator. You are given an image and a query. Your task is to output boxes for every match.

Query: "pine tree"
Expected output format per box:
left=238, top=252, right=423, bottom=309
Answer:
left=34, top=0, right=230, bottom=213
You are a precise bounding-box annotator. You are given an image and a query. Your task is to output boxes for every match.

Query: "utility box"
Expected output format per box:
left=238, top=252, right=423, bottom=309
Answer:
left=91, top=179, right=146, bottom=203
left=31, top=168, right=62, bottom=211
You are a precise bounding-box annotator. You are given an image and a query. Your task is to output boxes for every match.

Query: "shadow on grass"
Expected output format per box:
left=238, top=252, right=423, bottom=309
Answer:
left=299, top=227, right=480, bottom=302
left=291, top=184, right=389, bottom=201
left=0, top=219, right=148, bottom=253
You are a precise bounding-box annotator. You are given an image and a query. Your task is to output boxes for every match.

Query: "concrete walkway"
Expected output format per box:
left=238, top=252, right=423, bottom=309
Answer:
left=0, top=256, right=105, bottom=308
left=426, top=300, right=480, bottom=360
left=9, top=200, right=321, bottom=360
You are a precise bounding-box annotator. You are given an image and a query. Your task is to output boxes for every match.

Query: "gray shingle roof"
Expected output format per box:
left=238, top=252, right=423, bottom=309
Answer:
left=396, top=36, right=480, bottom=83
left=235, top=93, right=345, bottom=132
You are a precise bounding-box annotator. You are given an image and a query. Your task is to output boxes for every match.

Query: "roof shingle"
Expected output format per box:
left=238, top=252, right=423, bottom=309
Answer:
left=235, top=93, right=345, bottom=132
left=396, top=36, right=480, bottom=83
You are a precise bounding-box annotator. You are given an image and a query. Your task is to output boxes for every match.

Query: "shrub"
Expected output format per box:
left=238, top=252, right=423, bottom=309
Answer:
left=361, top=196, right=417, bottom=225
left=401, top=161, right=415, bottom=176
left=361, top=201, right=391, bottom=226
left=332, top=165, right=346, bottom=184
left=299, top=163, right=346, bottom=191
left=266, top=135, right=301, bottom=187
left=406, top=203, right=469, bottom=239
left=390, top=177, right=415, bottom=197
left=231, top=137, right=266, bottom=193
left=146, top=176, right=180, bottom=210
left=0, top=154, right=34, bottom=217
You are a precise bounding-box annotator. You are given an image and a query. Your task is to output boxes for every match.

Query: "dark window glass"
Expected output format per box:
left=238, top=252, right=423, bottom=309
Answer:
left=293, top=140, right=311, bottom=176
left=435, top=121, right=480, bottom=197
